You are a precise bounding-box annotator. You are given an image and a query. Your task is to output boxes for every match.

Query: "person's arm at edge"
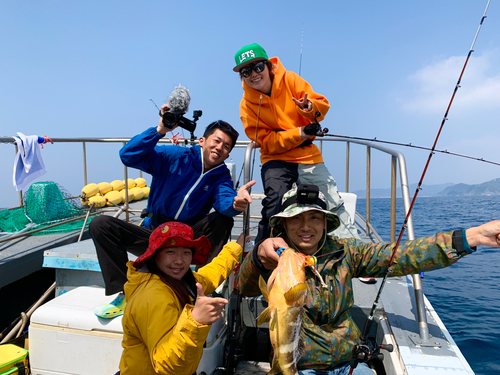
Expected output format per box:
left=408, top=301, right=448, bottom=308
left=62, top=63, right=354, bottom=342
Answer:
left=464, top=220, right=500, bottom=249
left=350, top=221, right=500, bottom=278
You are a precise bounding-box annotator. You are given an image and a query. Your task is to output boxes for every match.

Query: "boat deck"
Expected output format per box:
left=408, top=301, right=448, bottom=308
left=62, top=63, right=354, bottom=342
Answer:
left=3, top=193, right=474, bottom=375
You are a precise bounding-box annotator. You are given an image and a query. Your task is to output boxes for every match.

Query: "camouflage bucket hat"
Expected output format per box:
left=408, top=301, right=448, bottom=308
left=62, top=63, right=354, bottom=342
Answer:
left=270, top=186, right=340, bottom=235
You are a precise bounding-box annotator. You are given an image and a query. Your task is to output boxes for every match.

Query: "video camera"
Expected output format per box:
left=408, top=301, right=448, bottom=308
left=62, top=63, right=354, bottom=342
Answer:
left=281, top=184, right=327, bottom=210
left=160, top=110, right=202, bottom=133
left=296, top=184, right=320, bottom=205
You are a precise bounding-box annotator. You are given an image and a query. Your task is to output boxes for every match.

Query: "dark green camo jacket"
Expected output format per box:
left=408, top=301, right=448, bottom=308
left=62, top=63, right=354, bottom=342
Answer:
left=236, top=231, right=469, bottom=370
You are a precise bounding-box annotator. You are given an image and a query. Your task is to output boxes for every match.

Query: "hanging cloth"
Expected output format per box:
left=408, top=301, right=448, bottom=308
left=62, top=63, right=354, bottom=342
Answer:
left=12, top=132, right=47, bottom=192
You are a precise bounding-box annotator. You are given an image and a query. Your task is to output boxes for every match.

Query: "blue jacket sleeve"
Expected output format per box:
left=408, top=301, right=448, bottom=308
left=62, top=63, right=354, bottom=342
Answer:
left=119, top=127, right=167, bottom=176
left=212, top=172, right=240, bottom=217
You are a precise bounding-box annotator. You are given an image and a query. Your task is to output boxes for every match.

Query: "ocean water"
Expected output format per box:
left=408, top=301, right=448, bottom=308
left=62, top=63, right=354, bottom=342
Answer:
left=357, top=195, right=500, bottom=375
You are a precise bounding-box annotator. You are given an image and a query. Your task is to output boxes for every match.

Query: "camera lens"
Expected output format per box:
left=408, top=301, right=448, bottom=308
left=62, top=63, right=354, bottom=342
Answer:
left=162, top=112, right=180, bottom=129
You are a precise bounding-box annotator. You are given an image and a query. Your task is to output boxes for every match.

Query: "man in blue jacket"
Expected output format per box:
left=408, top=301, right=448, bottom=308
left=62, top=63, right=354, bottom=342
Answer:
left=90, top=105, right=255, bottom=318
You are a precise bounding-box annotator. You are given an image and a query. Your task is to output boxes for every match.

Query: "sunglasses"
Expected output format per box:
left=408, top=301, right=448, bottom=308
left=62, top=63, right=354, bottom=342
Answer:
left=206, top=120, right=239, bottom=139
left=239, top=61, right=267, bottom=78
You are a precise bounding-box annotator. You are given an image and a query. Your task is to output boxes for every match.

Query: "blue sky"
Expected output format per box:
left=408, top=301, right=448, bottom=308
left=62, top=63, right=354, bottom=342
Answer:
left=1, top=1, right=499, bottom=208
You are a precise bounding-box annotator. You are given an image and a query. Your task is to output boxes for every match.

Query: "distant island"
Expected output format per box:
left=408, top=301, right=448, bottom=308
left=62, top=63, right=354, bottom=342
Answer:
left=437, top=177, right=500, bottom=196
left=352, top=178, right=500, bottom=198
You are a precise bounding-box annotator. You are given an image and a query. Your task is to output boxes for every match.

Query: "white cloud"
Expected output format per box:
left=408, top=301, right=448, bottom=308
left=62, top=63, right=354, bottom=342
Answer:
left=400, top=49, right=500, bottom=114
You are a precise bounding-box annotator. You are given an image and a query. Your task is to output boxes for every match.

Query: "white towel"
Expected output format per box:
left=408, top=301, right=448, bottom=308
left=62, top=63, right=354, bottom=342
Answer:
left=13, top=132, right=47, bottom=192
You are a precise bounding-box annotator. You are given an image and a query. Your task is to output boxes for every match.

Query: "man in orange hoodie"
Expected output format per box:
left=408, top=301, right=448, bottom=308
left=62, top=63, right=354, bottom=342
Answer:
left=234, top=43, right=360, bottom=246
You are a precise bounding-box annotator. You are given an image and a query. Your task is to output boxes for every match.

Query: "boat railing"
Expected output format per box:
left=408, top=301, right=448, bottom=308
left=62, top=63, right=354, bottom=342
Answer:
left=0, top=136, right=250, bottom=208
left=0, top=134, right=429, bottom=341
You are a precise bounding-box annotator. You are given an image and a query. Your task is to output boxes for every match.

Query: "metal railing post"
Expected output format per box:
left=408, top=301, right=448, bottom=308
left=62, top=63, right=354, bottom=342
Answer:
left=123, top=141, right=130, bottom=222
left=396, top=152, right=429, bottom=342
left=390, top=156, right=397, bottom=243
left=82, top=142, right=88, bottom=187
left=345, top=142, right=350, bottom=192
left=365, top=146, right=371, bottom=234
left=14, top=143, right=23, bottom=207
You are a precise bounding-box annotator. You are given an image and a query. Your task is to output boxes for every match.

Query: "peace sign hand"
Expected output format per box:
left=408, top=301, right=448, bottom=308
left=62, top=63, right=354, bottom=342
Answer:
left=292, top=92, right=312, bottom=111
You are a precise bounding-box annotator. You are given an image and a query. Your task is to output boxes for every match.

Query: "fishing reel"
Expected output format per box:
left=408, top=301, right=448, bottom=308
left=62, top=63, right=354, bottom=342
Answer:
left=303, top=111, right=329, bottom=137
left=349, top=337, right=393, bottom=370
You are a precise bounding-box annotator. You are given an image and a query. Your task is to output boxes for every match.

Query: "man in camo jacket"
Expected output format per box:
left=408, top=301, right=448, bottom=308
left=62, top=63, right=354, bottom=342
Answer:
left=237, top=184, right=500, bottom=374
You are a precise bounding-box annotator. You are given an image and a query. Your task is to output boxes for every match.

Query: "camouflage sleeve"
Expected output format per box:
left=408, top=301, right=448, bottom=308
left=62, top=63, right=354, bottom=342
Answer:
left=236, top=248, right=271, bottom=296
left=348, top=230, right=470, bottom=278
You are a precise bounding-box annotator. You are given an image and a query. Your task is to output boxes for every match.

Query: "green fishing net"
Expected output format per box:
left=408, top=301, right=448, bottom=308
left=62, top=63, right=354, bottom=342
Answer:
left=0, top=182, right=93, bottom=236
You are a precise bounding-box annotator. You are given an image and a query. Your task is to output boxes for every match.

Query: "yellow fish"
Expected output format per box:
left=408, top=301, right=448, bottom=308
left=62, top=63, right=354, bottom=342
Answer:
left=257, top=248, right=315, bottom=375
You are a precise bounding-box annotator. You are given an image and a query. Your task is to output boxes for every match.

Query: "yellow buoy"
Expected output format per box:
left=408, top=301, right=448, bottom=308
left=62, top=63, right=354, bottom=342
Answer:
left=98, top=182, right=112, bottom=195
left=89, top=195, right=106, bottom=208
left=82, top=183, right=99, bottom=198
left=126, top=178, right=136, bottom=189
left=111, top=180, right=125, bottom=191
left=120, top=189, right=135, bottom=202
left=142, top=186, right=150, bottom=198
left=105, top=190, right=123, bottom=206
left=135, top=177, right=147, bottom=188
left=130, top=186, right=145, bottom=201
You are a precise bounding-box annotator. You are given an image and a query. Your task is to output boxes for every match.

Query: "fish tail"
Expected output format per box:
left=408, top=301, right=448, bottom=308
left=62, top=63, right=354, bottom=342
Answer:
left=267, top=354, right=281, bottom=375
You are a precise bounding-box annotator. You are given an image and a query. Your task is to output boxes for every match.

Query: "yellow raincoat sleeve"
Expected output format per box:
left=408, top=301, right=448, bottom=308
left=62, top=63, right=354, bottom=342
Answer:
left=148, top=294, right=210, bottom=374
left=195, top=241, right=242, bottom=294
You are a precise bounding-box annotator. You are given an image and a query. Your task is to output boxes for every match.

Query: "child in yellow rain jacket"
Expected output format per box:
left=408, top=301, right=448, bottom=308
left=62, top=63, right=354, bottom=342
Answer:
left=119, top=221, right=244, bottom=375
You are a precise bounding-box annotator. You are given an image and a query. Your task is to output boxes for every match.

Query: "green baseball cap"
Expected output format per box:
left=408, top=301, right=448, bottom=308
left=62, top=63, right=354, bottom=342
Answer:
left=233, top=43, right=269, bottom=72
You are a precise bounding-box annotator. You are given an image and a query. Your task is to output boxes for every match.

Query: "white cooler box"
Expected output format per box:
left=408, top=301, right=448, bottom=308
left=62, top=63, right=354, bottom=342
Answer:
left=29, top=285, right=227, bottom=375
left=29, top=286, right=124, bottom=375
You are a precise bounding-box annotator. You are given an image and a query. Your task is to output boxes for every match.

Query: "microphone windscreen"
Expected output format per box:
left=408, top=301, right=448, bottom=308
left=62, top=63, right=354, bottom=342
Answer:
left=167, top=85, right=191, bottom=114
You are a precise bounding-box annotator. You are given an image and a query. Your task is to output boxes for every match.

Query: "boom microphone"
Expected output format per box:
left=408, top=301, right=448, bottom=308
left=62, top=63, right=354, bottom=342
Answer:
left=167, top=85, right=190, bottom=114
left=160, top=85, right=202, bottom=138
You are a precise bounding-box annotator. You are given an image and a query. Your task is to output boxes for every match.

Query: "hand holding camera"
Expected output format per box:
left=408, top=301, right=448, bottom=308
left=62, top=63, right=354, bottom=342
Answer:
left=157, top=104, right=179, bottom=135
left=156, top=85, right=203, bottom=141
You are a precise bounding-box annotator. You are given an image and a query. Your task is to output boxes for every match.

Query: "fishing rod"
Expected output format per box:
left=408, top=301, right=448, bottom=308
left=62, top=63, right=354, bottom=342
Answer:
left=323, top=132, right=500, bottom=167
left=304, top=112, right=500, bottom=167
left=347, top=1, right=491, bottom=372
